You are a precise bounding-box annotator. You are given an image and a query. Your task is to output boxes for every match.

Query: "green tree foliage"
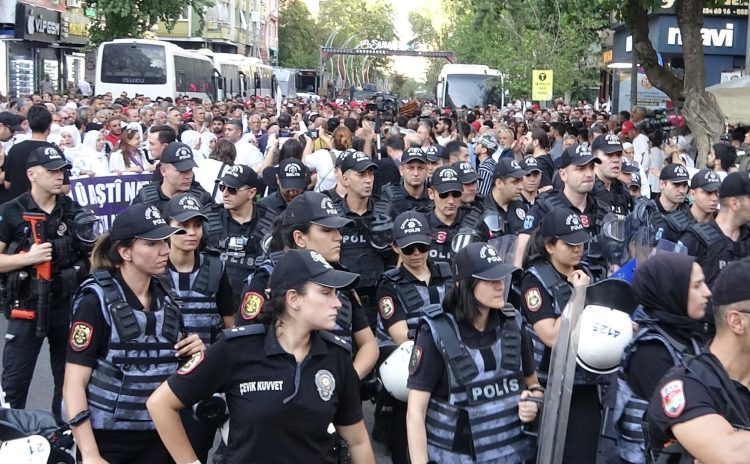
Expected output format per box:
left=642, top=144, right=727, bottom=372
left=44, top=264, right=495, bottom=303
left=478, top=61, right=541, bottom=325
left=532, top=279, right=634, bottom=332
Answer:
left=86, top=0, right=211, bottom=45
left=438, top=0, right=608, bottom=101
left=278, top=0, right=322, bottom=69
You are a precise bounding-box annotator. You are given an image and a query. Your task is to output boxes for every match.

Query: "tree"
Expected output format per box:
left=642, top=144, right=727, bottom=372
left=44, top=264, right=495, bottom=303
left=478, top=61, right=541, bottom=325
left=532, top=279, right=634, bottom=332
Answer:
left=607, top=0, right=725, bottom=166
left=86, top=0, right=211, bottom=45
left=278, top=0, right=322, bottom=69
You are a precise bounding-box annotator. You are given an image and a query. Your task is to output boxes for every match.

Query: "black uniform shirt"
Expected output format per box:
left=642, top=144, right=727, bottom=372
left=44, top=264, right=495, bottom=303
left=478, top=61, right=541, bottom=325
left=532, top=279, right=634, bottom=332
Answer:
left=66, top=272, right=166, bottom=367
left=0, top=192, right=81, bottom=246
left=522, top=190, right=597, bottom=234
left=168, top=327, right=363, bottom=463
left=407, top=311, right=535, bottom=398
left=257, top=191, right=288, bottom=215
left=678, top=221, right=750, bottom=284
left=646, top=354, right=750, bottom=449
left=375, top=262, right=446, bottom=332
left=486, top=196, right=528, bottom=235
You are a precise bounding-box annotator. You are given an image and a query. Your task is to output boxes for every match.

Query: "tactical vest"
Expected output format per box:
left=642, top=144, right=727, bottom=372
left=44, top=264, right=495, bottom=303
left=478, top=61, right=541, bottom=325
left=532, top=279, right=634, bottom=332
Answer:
left=375, top=262, right=452, bottom=347
left=421, top=306, right=534, bottom=463
left=657, top=205, right=694, bottom=243
left=615, top=324, right=702, bottom=464
left=164, top=253, right=223, bottom=345
left=382, top=183, right=429, bottom=215
left=646, top=353, right=750, bottom=463
left=72, top=270, right=181, bottom=431
left=336, top=200, right=391, bottom=288
left=524, top=259, right=599, bottom=385
left=135, top=183, right=209, bottom=211
left=212, top=210, right=265, bottom=295
left=684, top=222, right=750, bottom=284
left=430, top=206, right=484, bottom=266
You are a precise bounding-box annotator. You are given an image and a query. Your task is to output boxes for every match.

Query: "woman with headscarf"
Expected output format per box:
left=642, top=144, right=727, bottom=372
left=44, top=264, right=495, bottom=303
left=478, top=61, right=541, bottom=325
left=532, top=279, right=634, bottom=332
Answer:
left=180, top=130, right=202, bottom=158
left=197, top=132, right=217, bottom=160
left=73, top=130, right=110, bottom=177
left=614, top=252, right=711, bottom=464
left=59, top=125, right=81, bottom=163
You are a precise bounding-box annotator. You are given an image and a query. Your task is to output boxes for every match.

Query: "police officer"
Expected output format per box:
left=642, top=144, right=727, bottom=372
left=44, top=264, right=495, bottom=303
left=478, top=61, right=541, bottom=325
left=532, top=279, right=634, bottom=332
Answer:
left=0, top=146, right=91, bottom=423
left=485, top=158, right=528, bottom=235
left=519, top=156, right=542, bottom=207
left=520, top=208, right=604, bottom=463
left=381, top=147, right=432, bottom=215
left=453, top=160, right=481, bottom=209
left=257, top=157, right=310, bottom=214
left=652, top=164, right=694, bottom=243
left=517, top=144, right=600, bottom=269
left=407, top=242, right=541, bottom=463
left=148, top=250, right=377, bottom=464
left=591, top=132, right=633, bottom=218
left=615, top=253, right=710, bottom=464
left=678, top=171, right=750, bottom=286
left=374, top=210, right=453, bottom=463
left=335, top=150, right=393, bottom=329
left=628, top=172, right=642, bottom=200
left=131, top=142, right=215, bottom=211
left=646, top=258, right=750, bottom=464
left=207, top=164, right=268, bottom=309
left=688, top=169, right=721, bottom=224
left=63, top=204, right=204, bottom=463
left=236, top=191, right=379, bottom=381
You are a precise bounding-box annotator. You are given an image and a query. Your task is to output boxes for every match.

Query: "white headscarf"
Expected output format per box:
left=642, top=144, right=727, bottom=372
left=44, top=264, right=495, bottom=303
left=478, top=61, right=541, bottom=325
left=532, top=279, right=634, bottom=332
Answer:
left=181, top=130, right=201, bottom=150
left=73, top=130, right=109, bottom=177
left=198, top=132, right=217, bottom=159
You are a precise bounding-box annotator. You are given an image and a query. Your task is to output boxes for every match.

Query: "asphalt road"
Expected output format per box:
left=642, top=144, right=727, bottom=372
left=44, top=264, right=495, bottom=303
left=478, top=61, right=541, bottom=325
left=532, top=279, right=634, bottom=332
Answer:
left=0, top=316, right=391, bottom=463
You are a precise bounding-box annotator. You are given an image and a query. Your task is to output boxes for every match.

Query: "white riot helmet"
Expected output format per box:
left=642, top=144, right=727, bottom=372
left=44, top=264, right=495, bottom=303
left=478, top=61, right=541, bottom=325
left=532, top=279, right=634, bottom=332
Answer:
left=575, top=279, right=639, bottom=374
left=379, top=340, right=414, bottom=402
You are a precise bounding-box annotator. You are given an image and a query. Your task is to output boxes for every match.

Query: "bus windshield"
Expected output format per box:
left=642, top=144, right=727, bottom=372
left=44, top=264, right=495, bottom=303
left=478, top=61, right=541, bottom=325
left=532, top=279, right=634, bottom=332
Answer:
left=296, top=72, right=317, bottom=94
left=100, top=43, right=167, bottom=85
left=444, top=74, right=498, bottom=108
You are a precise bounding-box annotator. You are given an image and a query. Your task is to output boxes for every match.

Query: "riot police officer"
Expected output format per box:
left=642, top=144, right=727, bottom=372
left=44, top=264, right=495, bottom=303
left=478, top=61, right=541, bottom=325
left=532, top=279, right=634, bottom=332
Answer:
left=407, top=242, right=541, bottom=463
left=591, top=133, right=633, bottom=218
left=131, top=142, right=215, bottom=211
left=453, top=160, right=481, bottom=209
left=207, top=164, right=268, bottom=309
left=380, top=147, right=431, bottom=215
left=615, top=252, right=710, bottom=464
left=645, top=258, right=750, bottom=464
left=335, top=150, right=393, bottom=329
left=678, top=171, right=750, bottom=286
left=688, top=169, right=721, bottom=224
left=62, top=204, right=205, bottom=463
left=374, top=210, right=453, bottom=463
left=485, top=158, right=528, bottom=235
left=519, top=156, right=542, bottom=207
left=0, top=146, right=92, bottom=423
left=652, top=164, right=695, bottom=243
left=257, top=157, right=310, bottom=214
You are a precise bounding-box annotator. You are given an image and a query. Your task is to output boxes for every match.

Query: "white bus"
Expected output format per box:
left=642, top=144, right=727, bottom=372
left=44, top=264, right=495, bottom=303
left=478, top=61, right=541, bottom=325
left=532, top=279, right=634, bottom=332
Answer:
left=436, top=64, right=502, bottom=109
left=95, top=39, right=219, bottom=101
left=196, top=50, right=276, bottom=100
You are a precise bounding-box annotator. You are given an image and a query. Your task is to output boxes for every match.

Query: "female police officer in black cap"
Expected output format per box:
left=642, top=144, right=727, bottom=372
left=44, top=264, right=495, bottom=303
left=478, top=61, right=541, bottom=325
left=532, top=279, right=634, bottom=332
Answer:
left=63, top=204, right=205, bottom=464
left=148, top=249, right=376, bottom=464
left=407, top=242, right=541, bottom=464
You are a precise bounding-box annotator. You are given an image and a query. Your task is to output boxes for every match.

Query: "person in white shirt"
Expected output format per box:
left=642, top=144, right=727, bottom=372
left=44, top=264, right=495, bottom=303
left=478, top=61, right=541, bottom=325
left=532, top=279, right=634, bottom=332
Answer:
left=224, top=119, right=263, bottom=171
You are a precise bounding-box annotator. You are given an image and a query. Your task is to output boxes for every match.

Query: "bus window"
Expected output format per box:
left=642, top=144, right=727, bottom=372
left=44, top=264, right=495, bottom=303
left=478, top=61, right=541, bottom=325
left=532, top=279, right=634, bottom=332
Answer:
left=100, top=43, right=167, bottom=85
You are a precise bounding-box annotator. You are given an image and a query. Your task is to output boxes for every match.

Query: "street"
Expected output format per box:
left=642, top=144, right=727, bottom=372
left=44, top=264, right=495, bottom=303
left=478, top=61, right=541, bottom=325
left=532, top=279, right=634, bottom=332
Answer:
left=0, top=316, right=390, bottom=463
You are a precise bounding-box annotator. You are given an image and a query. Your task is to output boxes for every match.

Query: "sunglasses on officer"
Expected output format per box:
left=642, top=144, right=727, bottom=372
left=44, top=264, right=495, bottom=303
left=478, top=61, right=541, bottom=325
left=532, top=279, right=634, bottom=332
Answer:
left=218, top=184, right=250, bottom=195
left=401, top=243, right=430, bottom=255
left=438, top=191, right=462, bottom=199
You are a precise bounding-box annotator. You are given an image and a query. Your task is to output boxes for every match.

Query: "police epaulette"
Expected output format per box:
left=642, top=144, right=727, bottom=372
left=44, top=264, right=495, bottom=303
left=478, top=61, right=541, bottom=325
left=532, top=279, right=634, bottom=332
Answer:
left=223, top=324, right=266, bottom=340
left=319, top=331, right=352, bottom=352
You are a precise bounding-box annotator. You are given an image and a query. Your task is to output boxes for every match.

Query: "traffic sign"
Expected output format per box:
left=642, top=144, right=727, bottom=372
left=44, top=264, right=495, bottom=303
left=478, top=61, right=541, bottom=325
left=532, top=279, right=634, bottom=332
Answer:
left=532, top=70, right=554, bottom=101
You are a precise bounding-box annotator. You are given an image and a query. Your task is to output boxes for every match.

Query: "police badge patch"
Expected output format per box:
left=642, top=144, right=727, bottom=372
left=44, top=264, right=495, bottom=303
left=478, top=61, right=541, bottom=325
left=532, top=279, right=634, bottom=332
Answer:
left=379, top=297, right=395, bottom=320
left=524, top=287, right=542, bottom=312
left=515, top=208, right=526, bottom=220
left=314, top=369, right=336, bottom=401
left=70, top=322, right=93, bottom=352
left=177, top=351, right=205, bottom=375
left=409, top=345, right=423, bottom=375
left=241, top=292, right=265, bottom=320
left=660, top=380, right=685, bottom=418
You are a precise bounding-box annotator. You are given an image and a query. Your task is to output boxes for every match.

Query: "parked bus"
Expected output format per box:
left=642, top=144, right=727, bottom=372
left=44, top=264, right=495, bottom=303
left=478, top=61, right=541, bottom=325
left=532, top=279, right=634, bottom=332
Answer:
left=95, top=39, right=220, bottom=101
left=436, top=64, right=502, bottom=109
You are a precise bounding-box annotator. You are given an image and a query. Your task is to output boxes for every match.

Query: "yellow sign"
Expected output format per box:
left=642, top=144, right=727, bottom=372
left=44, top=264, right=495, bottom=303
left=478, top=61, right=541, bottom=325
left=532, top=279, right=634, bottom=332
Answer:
left=532, top=70, right=554, bottom=101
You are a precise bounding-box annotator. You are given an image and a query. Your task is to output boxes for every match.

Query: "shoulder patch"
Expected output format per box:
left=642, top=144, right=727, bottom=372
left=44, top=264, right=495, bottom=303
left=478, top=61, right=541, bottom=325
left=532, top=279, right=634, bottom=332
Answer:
left=240, top=291, right=265, bottom=320
left=660, top=379, right=686, bottom=418
left=177, top=351, right=205, bottom=375
left=523, top=214, right=535, bottom=230
left=379, top=296, right=395, bottom=320
left=524, top=287, right=542, bottom=312
left=515, top=208, right=526, bottom=220
left=70, top=322, right=93, bottom=352
left=409, top=345, right=423, bottom=375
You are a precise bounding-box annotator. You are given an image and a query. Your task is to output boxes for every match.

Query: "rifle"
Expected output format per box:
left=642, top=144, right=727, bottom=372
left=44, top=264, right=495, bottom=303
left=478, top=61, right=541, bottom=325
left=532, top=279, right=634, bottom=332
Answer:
left=22, top=212, right=51, bottom=338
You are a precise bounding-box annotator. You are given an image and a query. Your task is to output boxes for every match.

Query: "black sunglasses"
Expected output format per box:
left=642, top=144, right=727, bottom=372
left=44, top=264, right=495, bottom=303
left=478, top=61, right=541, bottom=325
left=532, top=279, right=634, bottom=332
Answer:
left=402, top=243, right=430, bottom=255
left=218, top=184, right=248, bottom=195
left=438, top=191, right=463, bottom=199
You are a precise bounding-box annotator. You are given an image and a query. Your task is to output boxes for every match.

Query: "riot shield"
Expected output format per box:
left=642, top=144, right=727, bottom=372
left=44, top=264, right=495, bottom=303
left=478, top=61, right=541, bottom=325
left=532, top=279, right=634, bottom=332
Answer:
left=488, top=234, right=519, bottom=303
left=536, top=284, right=587, bottom=464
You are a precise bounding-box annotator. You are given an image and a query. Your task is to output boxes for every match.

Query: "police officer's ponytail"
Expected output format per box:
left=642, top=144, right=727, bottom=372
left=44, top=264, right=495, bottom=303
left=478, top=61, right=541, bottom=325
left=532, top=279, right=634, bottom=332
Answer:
left=442, top=278, right=482, bottom=324
left=526, top=228, right=555, bottom=267
left=91, top=233, right=135, bottom=271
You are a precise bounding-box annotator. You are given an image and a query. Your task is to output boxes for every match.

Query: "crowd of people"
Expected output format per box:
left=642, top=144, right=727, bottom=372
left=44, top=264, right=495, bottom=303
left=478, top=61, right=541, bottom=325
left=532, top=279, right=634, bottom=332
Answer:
left=1, top=88, right=750, bottom=464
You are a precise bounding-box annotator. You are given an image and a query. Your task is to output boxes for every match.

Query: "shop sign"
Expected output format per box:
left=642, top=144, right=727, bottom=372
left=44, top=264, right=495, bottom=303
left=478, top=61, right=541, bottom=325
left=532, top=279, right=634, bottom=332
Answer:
left=15, top=4, right=61, bottom=43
